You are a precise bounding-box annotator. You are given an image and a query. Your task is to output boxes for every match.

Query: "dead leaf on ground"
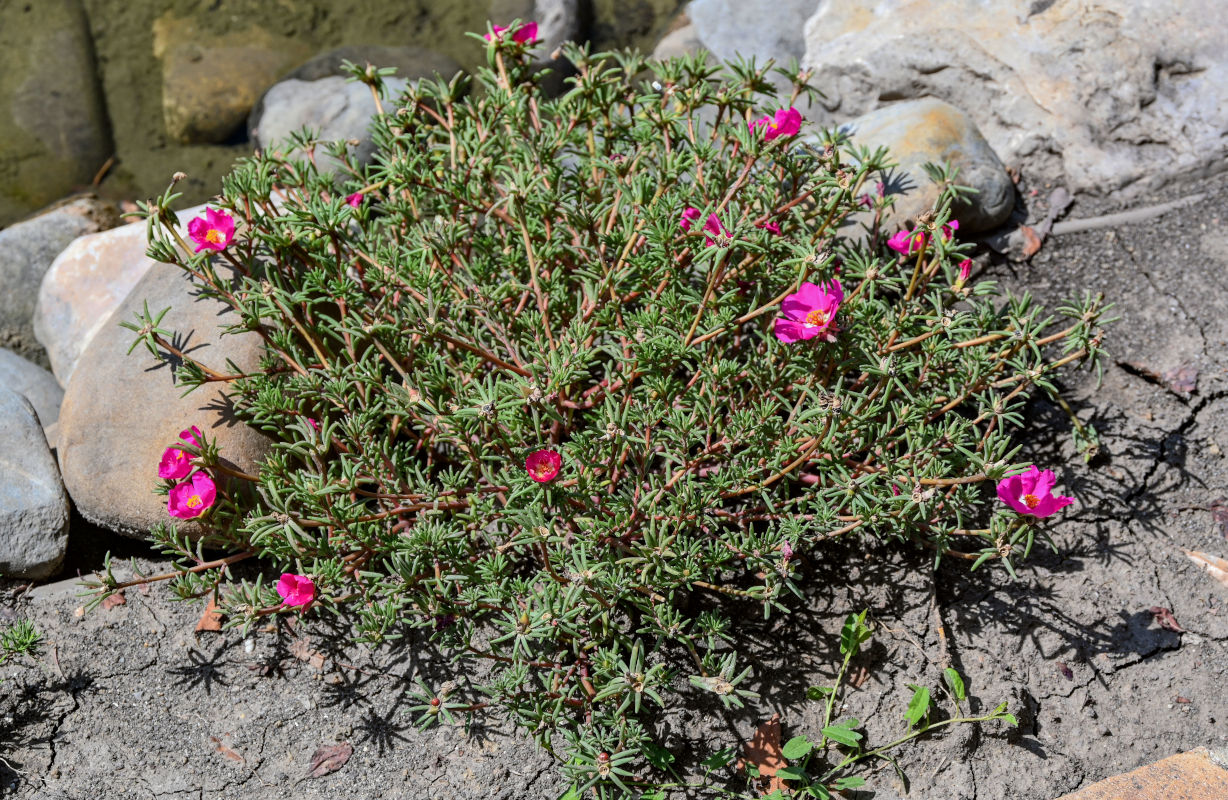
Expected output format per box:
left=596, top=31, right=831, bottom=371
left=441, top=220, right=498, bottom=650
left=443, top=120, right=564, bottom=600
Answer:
left=305, top=742, right=353, bottom=778
left=1019, top=224, right=1044, bottom=259
left=210, top=736, right=245, bottom=764
left=1056, top=661, right=1074, bottom=680
left=101, top=591, right=126, bottom=610
left=1119, top=361, right=1199, bottom=396
left=195, top=598, right=224, bottom=633
left=289, top=638, right=327, bottom=670
left=1184, top=550, right=1228, bottom=591
left=1164, top=365, right=1199, bottom=395
left=1149, top=606, right=1186, bottom=633
left=848, top=664, right=870, bottom=689
left=738, top=713, right=787, bottom=795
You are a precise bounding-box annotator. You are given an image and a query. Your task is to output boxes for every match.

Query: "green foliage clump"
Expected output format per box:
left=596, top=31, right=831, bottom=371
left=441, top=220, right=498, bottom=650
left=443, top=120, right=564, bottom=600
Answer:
left=114, top=33, right=1105, bottom=796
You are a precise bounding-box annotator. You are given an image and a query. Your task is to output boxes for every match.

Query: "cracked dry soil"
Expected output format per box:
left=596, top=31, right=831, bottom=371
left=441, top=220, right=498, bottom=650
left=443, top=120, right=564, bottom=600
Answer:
left=3, top=175, right=1228, bottom=799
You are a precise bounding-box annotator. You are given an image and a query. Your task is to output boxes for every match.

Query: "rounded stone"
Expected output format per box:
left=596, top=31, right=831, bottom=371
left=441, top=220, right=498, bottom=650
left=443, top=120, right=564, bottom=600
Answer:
left=56, top=260, right=270, bottom=539
left=0, top=195, right=121, bottom=368
left=0, top=0, right=113, bottom=226
left=841, top=98, right=1014, bottom=233
left=0, top=348, right=63, bottom=434
left=0, top=387, right=69, bottom=579
left=34, top=203, right=208, bottom=386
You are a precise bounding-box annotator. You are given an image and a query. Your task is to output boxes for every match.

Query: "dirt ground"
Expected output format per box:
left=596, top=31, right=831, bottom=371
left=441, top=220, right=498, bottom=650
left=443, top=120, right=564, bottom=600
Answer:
left=3, top=172, right=1227, bottom=799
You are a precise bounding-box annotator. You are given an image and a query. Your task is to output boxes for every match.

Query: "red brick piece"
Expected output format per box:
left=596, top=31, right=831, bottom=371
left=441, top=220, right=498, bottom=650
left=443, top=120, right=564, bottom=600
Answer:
left=1057, top=749, right=1228, bottom=800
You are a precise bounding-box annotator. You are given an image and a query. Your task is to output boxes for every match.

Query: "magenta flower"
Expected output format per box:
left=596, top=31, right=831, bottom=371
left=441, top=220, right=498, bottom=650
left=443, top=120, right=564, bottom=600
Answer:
left=996, top=466, right=1074, bottom=518
left=774, top=279, right=844, bottom=344
left=345, top=192, right=363, bottom=208
left=276, top=573, right=317, bottom=607
left=943, top=220, right=959, bottom=239
left=957, top=259, right=972, bottom=283
left=484, top=21, right=538, bottom=43
left=158, top=447, right=192, bottom=480
left=187, top=208, right=235, bottom=253
left=307, top=417, right=320, bottom=431
left=179, top=425, right=202, bottom=448
left=887, top=228, right=927, bottom=255
left=680, top=207, right=726, bottom=246
left=167, top=471, right=217, bottom=519
left=750, top=107, right=803, bottom=141
left=756, top=220, right=782, bottom=236
left=526, top=449, right=562, bottom=483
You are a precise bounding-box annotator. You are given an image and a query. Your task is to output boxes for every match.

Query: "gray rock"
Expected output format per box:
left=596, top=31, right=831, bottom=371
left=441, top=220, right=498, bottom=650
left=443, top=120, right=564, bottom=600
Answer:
left=801, top=0, right=1228, bottom=197
left=34, top=203, right=207, bottom=386
left=252, top=75, right=409, bottom=168
left=56, top=259, right=270, bottom=539
left=691, top=0, right=818, bottom=66
left=841, top=98, right=1014, bottom=233
left=0, top=387, right=69, bottom=579
left=0, top=348, right=63, bottom=433
left=0, top=0, right=112, bottom=226
left=0, top=196, right=120, bottom=367
left=250, top=45, right=463, bottom=168
left=652, top=19, right=706, bottom=61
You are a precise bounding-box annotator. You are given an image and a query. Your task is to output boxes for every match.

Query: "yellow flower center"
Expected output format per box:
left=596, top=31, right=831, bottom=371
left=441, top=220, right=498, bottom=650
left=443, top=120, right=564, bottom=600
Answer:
left=205, top=229, right=224, bottom=245
left=1022, top=493, right=1040, bottom=509
left=804, top=308, right=829, bottom=328
left=186, top=494, right=202, bottom=509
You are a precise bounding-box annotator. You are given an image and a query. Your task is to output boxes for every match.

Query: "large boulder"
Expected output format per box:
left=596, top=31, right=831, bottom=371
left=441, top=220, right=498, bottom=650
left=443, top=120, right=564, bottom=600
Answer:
left=0, top=195, right=120, bottom=367
left=34, top=203, right=207, bottom=386
left=0, top=0, right=113, bottom=226
left=0, top=348, right=63, bottom=437
left=56, top=261, right=271, bottom=539
left=690, top=0, right=818, bottom=68
left=841, top=99, right=1014, bottom=233
left=153, top=12, right=311, bottom=145
left=0, top=388, right=69, bottom=579
left=800, top=0, right=1228, bottom=197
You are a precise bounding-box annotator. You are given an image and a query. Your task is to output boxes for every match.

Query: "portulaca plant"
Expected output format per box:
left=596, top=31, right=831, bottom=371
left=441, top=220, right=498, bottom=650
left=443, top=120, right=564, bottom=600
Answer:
left=98, top=23, right=1107, bottom=797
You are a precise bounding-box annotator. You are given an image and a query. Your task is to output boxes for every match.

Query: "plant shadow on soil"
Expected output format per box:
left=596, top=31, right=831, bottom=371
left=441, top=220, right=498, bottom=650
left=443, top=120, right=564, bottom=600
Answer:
left=0, top=365, right=1199, bottom=800
left=6, top=178, right=1228, bottom=798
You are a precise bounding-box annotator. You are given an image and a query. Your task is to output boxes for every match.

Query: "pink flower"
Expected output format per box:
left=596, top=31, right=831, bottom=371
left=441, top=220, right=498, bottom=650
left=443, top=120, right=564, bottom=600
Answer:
left=774, top=279, right=844, bottom=344
left=957, top=259, right=972, bottom=283
left=781, top=541, right=793, bottom=562
left=943, top=220, right=959, bottom=239
left=158, top=447, right=191, bottom=480
left=187, top=208, right=235, bottom=253
left=345, top=192, right=363, bottom=208
left=167, top=471, right=217, bottom=519
left=756, top=220, right=782, bottom=236
left=179, top=425, right=202, bottom=448
left=276, top=573, right=317, bottom=607
left=484, top=21, right=538, bottom=43
left=996, top=466, right=1074, bottom=518
left=680, top=207, right=726, bottom=246
left=887, top=228, right=927, bottom=255
left=526, top=449, right=562, bottom=483
left=307, top=417, right=320, bottom=431
left=750, top=107, right=803, bottom=141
